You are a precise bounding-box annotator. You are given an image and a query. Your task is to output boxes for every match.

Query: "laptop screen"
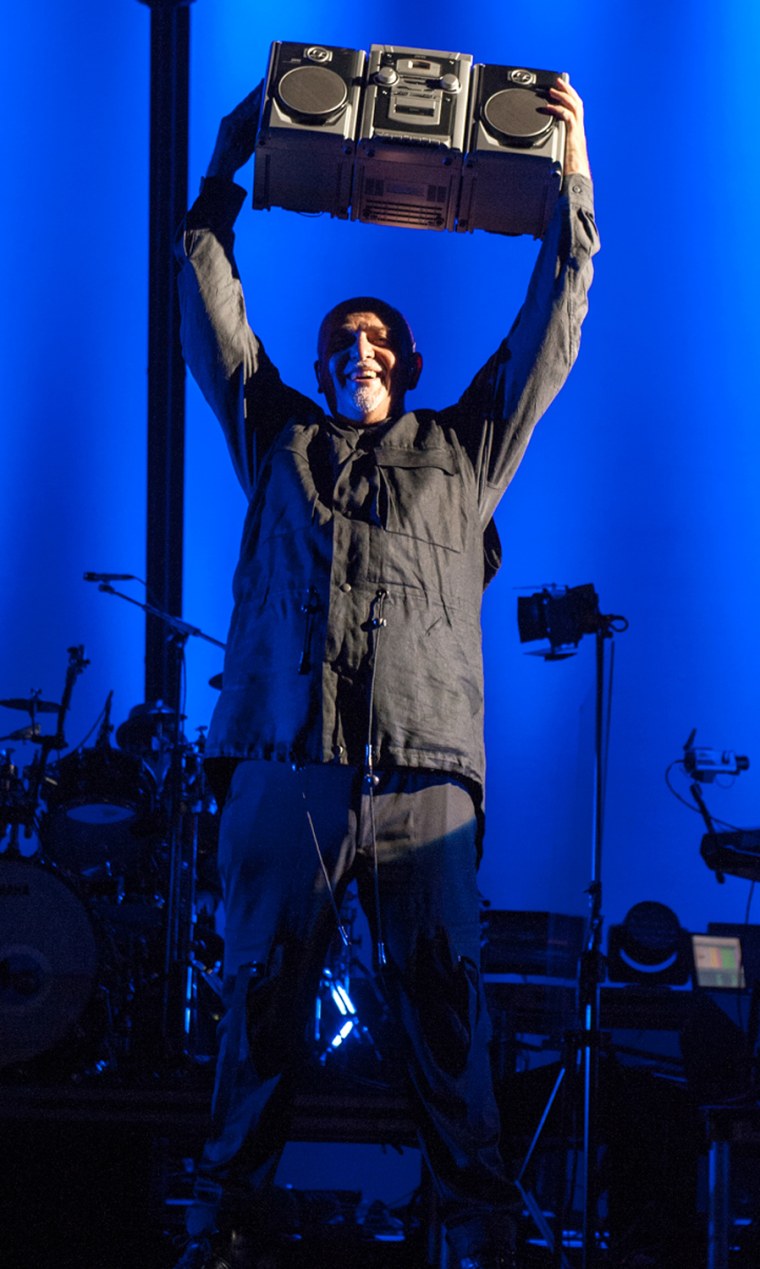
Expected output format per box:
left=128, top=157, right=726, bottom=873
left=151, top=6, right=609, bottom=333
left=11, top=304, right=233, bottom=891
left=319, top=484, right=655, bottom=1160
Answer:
left=692, top=932, right=746, bottom=990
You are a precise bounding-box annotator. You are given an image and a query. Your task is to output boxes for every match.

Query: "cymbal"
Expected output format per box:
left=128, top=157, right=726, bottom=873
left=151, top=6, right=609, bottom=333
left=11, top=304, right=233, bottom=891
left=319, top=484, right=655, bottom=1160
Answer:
left=0, top=697, right=60, bottom=714
left=2, top=725, right=42, bottom=741
left=0, top=727, right=67, bottom=748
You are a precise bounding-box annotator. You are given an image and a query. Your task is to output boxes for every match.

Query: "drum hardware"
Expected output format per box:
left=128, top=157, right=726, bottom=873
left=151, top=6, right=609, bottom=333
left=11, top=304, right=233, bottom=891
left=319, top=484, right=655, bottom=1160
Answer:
left=1, top=750, right=40, bottom=856
left=1, top=646, right=90, bottom=856
left=40, top=746, right=160, bottom=878
left=95, top=687, right=115, bottom=748
left=89, top=574, right=227, bottom=1064
left=1, top=641, right=222, bottom=1077
left=115, top=700, right=187, bottom=756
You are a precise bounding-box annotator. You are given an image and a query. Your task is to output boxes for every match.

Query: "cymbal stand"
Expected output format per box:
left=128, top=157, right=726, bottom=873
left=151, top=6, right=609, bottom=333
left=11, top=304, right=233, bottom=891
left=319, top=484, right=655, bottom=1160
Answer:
left=159, top=628, right=192, bottom=1056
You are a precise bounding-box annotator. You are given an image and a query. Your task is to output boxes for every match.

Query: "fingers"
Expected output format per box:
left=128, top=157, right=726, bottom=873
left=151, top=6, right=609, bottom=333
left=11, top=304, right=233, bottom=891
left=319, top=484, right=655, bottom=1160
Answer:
left=206, top=85, right=263, bottom=180
left=227, top=82, right=264, bottom=125
left=219, top=82, right=265, bottom=133
left=541, top=76, right=591, bottom=179
left=542, top=76, right=585, bottom=127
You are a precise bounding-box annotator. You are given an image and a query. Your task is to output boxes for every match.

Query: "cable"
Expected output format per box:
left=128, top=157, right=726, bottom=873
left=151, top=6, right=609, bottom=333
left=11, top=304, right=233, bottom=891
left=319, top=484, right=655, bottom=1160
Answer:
left=364, top=589, right=388, bottom=970
left=744, top=882, right=756, bottom=926
left=664, top=760, right=740, bottom=830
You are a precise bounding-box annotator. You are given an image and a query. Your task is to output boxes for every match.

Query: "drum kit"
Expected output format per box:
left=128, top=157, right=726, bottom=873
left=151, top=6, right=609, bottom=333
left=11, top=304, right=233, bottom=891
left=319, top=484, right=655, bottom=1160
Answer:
left=0, top=647, right=224, bottom=1079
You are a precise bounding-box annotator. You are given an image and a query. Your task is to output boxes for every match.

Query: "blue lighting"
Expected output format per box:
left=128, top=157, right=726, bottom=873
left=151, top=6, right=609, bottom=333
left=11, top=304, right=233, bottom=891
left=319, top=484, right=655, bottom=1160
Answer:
left=2, top=2, right=759, bottom=939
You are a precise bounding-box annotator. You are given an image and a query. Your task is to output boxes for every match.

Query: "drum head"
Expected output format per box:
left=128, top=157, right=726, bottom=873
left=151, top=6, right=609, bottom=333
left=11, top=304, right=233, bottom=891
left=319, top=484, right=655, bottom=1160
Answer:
left=41, top=747, right=157, bottom=876
left=0, top=860, right=98, bottom=1067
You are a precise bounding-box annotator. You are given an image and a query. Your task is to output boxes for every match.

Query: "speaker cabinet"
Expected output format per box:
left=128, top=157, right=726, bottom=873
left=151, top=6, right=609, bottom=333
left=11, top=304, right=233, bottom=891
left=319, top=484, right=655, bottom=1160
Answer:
left=351, top=45, right=473, bottom=231
left=457, top=65, right=566, bottom=238
left=253, top=41, right=366, bottom=219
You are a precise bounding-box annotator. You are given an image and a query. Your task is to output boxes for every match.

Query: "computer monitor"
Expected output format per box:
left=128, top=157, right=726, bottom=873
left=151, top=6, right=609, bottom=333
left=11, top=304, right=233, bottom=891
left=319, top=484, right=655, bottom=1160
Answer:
left=691, top=932, right=746, bottom=990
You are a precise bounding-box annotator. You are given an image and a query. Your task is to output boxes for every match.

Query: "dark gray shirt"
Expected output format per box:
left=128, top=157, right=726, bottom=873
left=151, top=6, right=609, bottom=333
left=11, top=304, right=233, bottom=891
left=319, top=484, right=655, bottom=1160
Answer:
left=176, top=175, right=599, bottom=795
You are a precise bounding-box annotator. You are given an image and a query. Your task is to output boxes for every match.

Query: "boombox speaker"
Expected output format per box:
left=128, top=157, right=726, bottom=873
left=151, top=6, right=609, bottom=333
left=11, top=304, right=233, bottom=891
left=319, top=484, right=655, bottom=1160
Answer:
left=253, top=41, right=365, bottom=218
left=351, top=45, right=473, bottom=232
left=457, top=64, right=566, bottom=237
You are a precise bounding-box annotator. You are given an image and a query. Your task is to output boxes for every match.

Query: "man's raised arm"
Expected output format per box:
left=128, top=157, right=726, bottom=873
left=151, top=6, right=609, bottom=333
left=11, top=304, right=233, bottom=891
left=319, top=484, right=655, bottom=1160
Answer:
left=450, top=77, right=600, bottom=519
left=175, top=85, right=298, bottom=495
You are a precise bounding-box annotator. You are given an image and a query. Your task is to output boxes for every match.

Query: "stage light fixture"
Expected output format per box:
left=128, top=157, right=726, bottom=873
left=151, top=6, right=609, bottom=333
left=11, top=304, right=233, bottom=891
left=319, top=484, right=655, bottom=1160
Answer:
left=607, top=901, right=693, bottom=986
left=517, top=583, right=601, bottom=659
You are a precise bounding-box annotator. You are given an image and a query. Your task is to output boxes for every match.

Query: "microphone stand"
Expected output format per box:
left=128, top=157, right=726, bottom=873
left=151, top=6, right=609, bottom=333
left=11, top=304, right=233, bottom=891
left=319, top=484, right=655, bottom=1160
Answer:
left=91, top=581, right=225, bottom=1064
left=93, top=581, right=226, bottom=655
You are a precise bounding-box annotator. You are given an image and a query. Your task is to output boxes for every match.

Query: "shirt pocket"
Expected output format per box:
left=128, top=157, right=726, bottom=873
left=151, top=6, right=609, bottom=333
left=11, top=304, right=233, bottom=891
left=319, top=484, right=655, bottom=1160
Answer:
left=373, top=446, right=465, bottom=554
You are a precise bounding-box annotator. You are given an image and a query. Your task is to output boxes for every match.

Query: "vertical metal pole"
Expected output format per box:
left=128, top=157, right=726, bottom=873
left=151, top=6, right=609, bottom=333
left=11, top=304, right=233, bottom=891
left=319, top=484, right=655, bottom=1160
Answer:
left=708, top=1137, right=730, bottom=1269
left=580, top=627, right=607, bottom=1269
left=138, top=0, right=193, bottom=706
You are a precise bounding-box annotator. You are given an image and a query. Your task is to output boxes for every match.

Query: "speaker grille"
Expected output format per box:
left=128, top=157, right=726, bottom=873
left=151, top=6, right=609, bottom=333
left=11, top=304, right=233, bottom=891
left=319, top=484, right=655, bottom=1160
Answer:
left=277, top=65, right=348, bottom=122
left=362, top=199, right=446, bottom=228
left=482, top=87, right=554, bottom=147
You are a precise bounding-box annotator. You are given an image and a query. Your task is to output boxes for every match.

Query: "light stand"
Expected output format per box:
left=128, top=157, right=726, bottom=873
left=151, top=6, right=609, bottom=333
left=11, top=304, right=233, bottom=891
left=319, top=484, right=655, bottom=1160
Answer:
left=515, top=585, right=628, bottom=1268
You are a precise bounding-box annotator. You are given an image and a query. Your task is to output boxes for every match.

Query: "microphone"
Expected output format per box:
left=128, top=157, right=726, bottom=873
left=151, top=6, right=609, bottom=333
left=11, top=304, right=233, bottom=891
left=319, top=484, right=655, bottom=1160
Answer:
left=83, top=572, right=136, bottom=582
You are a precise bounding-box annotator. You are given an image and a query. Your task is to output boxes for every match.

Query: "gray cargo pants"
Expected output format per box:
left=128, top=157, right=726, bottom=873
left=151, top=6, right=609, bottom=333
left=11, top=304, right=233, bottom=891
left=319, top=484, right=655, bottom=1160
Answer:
left=187, top=760, right=511, bottom=1256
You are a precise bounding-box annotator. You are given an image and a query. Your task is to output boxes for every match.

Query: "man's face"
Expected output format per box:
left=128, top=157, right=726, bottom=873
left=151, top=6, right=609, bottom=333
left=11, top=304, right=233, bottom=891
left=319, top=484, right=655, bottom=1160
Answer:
left=317, top=311, right=411, bottom=425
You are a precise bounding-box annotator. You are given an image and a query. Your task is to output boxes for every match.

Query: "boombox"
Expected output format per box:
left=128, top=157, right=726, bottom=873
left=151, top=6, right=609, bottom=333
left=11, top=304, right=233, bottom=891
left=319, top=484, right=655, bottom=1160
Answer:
left=253, top=40, right=568, bottom=237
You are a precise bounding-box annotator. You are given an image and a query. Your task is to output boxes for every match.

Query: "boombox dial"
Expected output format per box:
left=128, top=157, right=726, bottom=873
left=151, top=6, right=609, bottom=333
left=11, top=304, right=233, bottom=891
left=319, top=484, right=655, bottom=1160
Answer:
left=439, top=73, right=461, bottom=94
left=374, top=65, right=398, bottom=87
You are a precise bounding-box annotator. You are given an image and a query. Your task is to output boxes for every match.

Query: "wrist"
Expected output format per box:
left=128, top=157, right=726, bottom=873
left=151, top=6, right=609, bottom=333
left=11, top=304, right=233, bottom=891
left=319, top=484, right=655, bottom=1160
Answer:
left=206, top=160, right=238, bottom=182
left=565, top=149, right=591, bottom=181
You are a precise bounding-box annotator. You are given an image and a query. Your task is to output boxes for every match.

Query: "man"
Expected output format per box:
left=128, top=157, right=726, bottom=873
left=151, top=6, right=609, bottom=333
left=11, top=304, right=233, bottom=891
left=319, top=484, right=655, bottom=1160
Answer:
left=173, top=74, right=598, bottom=1269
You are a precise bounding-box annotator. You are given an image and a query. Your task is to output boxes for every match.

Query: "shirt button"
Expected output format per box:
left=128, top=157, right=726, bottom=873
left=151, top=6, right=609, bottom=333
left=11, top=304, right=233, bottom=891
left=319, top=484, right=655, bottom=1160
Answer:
left=340, top=582, right=352, bottom=593
left=571, top=183, right=583, bottom=194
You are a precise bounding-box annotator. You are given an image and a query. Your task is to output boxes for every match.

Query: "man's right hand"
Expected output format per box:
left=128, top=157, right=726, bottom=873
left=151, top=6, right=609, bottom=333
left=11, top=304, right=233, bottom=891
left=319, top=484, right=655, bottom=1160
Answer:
left=206, top=83, right=264, bottom=181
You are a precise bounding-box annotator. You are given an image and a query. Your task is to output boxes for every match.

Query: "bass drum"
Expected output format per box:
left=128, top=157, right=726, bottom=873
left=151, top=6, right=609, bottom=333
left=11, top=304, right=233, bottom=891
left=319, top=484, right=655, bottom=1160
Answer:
left=41, top=746, right=158, bottom=877
left=0, top=858, right=99, bottom=1068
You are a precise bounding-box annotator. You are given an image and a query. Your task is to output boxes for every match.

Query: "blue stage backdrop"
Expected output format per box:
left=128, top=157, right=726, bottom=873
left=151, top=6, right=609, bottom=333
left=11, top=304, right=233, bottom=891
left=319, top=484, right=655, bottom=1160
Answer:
left=2, top=0, right=759, bottom=944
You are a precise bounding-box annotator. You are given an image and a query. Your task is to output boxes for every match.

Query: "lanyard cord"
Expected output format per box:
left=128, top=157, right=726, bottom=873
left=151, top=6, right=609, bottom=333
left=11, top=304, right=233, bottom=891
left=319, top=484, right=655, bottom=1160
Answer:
left=364, top=589, right=388, bottom=969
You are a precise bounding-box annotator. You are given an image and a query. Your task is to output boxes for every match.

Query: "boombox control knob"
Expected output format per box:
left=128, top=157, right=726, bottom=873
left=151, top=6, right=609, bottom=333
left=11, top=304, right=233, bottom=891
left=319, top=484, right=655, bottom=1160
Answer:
left=509, top=68, right=537, bottom=86
left=374, top=65, right=398, bottom=87
left=439, top=73, right=460, bottom=93
left=305, top=47, right=331, bottom=64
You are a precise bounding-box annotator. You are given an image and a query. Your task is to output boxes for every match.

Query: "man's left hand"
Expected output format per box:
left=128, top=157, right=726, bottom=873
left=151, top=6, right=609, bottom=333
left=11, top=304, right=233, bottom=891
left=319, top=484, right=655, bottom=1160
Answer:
left=543, top=77, right=591, bottom=181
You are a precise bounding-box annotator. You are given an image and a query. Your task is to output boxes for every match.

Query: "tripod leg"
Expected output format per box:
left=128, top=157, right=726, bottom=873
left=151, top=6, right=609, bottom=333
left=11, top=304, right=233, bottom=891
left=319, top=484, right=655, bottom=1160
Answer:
left=514, top=1064, right=572, bottom=1269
